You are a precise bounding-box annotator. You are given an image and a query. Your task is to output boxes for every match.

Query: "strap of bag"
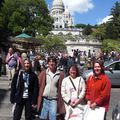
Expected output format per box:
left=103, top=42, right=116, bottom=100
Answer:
left=69, top=77, right=82, bottom=98
left=69, top=77, right=76, bottom=91
left=77, top=77, right=81, bottom=97
left=16, top=70, right=22, bottom=89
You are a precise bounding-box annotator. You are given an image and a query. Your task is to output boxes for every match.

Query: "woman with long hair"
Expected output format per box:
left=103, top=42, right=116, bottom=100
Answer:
left=85, top=60, right=111, bottom=120
left=10, top=58, right=39, bottom=120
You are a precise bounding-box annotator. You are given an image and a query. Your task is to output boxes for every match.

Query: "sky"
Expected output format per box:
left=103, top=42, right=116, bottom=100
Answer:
left=45, top=0, right=119, bottom=25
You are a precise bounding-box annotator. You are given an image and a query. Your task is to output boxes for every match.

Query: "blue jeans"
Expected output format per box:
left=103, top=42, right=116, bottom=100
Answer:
left=39, top=98, right=57, bottom=120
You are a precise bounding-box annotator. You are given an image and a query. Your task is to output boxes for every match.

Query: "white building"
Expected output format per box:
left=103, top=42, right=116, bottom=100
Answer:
left=50, top=0, right=73, bottom=29
left=65, top=40, right=102, bottom=56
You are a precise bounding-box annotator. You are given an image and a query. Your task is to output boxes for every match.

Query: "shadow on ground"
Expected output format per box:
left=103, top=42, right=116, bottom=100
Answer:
left=0, top=89, right=8, bottom=107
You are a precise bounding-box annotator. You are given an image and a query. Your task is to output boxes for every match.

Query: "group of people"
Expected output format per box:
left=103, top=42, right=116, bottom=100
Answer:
left=5, top=47, right=111, bottom=120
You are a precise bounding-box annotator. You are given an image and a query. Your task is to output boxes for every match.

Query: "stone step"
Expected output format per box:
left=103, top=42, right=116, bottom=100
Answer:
left=0, top=75, right=8, bottom=81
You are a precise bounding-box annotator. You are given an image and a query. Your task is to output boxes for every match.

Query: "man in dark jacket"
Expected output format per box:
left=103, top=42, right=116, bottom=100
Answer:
left=10, top=58, right=39, bottom=120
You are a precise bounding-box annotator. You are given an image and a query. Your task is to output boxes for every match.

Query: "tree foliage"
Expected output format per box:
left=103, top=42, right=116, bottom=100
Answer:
left=92, top=24, right=106, bottom=40
left=82, top=24, right=93, bottom=35
left=0, top=0, right=53, bottom=37
left=75, top=24, right=86, bottom=28
left=105, top=1, right=120, bottom=39
left=91, top=2, right=120, bottom=52
left=102, top=39, right=120, bottom=52
left=37, top=35, right=66, bottom=53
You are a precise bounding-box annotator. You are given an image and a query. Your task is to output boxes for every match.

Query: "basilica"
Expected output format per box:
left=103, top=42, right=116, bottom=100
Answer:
left=49, top=0, right=80, bottom=35
left=50, top=0, right=73, bottom=29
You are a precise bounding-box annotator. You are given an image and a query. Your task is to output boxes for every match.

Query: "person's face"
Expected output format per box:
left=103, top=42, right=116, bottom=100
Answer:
left=48, top=60, right=56, bottom=72
left=94, top=63, right=102, bottom=75
left=69, top=67, right=77, bottom=79
left=8, top=48, right=13, bottom=55
left=24, top=60, right=31, bottom=71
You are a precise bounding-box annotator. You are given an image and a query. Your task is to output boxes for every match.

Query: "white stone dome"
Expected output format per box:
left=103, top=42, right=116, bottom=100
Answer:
left=52, top=0, right=64, bottom=8
left=63, top=8, right=70, bottom=15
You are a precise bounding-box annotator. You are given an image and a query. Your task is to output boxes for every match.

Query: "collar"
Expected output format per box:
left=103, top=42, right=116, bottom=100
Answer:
left=93, top=74, right=103, bottom=80
left=46, top=68, right=60, bottom=75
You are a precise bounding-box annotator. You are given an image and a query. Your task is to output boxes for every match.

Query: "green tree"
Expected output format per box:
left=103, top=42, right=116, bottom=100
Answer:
left=0, top=0, right=53, bottom=37
left=105, top=1, right=120, bottom=39
left=75, top=24, right=86, bottom=28
left=82, top=24, right=93, bottom=35
left=102, top=39, right=120, bottom=52
left=92, top=24, right=106, bottom=40
left=38, top=35, right=66, bottom=53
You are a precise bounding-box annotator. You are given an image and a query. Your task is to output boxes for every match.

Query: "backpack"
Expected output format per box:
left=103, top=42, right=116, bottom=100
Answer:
left=112, top=101, right=120, bottom=120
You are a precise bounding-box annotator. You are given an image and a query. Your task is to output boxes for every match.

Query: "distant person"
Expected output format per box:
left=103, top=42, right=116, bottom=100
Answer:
left=32, top=55, right=41, bottom=76
left=17, top=52, right=28, bottom=70
left=67, top=56, right=75, bottom=68
left=10, top=58, right=39, bottom=120
left=85, top=60, right=111, bottom=120
left=61, top=64, right=86, bottom=120
left=60, top=54, right=68, bottom=77
left=5, top=48, right=19, bottom=88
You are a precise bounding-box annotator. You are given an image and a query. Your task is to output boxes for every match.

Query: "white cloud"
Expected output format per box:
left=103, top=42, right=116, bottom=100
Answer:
left=97, top=15, right=113, bottom=25
left=63, top=0, right=94, bottom=15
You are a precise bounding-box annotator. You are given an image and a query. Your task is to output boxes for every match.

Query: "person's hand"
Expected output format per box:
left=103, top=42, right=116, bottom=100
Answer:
left=87, top=100, right=91, bottom=106
left=70, top=98, right=80, bottom=107
left=70, top=98, right=76, bottom=107
left=32, top=104, right=37, bottom=108
left=90, top=102, right=97, bottom=109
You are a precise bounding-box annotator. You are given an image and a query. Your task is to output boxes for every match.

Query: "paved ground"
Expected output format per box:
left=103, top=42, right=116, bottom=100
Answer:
left=0, top=75, right=25, bottom=120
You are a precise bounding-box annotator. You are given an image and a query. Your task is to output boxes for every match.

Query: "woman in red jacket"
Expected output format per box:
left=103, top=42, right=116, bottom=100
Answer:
left=85, top=60, right=111, bottom=120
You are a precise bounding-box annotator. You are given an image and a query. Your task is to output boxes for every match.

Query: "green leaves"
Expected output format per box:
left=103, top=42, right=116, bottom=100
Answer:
left=102, top=39, right=120, bottom=52
left=106, top=2, right=120, bottom=39
left=0, top=0, right=53, bottom=36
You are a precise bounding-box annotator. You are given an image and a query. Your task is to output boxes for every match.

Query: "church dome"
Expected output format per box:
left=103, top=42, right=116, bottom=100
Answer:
left=63, top=8, right=70, bottom=15
left=52, top=0, right=64, bottom=9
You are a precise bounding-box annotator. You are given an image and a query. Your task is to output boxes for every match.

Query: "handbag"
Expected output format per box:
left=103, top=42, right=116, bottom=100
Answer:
left=65, top=105, right=85, bottom=120
left=83, top=105, right=105, bottom=120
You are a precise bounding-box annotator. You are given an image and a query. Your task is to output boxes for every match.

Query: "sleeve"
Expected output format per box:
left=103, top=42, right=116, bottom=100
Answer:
left=78, top=77, right=86, bottom=99
left=31, top=73, right=39, bottom=105
left=85, top=76, right=92, bottom=101
left=61, top=78, right=70, bottom=104
left=10, top=72, right=19, bottom=103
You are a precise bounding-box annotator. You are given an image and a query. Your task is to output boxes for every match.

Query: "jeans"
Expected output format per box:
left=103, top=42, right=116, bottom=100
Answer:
left=39, top=98, right=57, bottom=120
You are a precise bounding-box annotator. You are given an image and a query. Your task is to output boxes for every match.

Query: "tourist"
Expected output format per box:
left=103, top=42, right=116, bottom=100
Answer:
left=85, top=60, right=111, bottom=120
left=61, top=64, right=86, bottom=120
left=10, top=58, right=39, bottom=120
left=37, top=56, right=65, bottom=120
left=5, top=47, right=19, bottom=88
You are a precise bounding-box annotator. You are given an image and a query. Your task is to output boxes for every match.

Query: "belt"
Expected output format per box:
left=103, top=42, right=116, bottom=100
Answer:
left=43, top=96, right=57, bottom=101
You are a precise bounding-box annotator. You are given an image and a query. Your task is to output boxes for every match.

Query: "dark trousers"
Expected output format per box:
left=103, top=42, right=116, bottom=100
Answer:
left=104, top=112, right=107, bottom=120
left=13, top=98, right=32, bottom=120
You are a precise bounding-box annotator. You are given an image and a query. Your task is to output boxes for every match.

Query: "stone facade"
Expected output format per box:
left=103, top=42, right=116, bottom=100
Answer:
left=65, top=40, right=102, bottom=56
left=50, top=0, right=73, bottom=29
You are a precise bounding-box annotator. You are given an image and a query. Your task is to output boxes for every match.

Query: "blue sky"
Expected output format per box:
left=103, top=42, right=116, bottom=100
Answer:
left=45, top=0, right=119, bottom=25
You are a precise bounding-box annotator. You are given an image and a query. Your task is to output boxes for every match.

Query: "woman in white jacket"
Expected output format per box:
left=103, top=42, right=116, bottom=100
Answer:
left=61, top=64, right=86, bottom=120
